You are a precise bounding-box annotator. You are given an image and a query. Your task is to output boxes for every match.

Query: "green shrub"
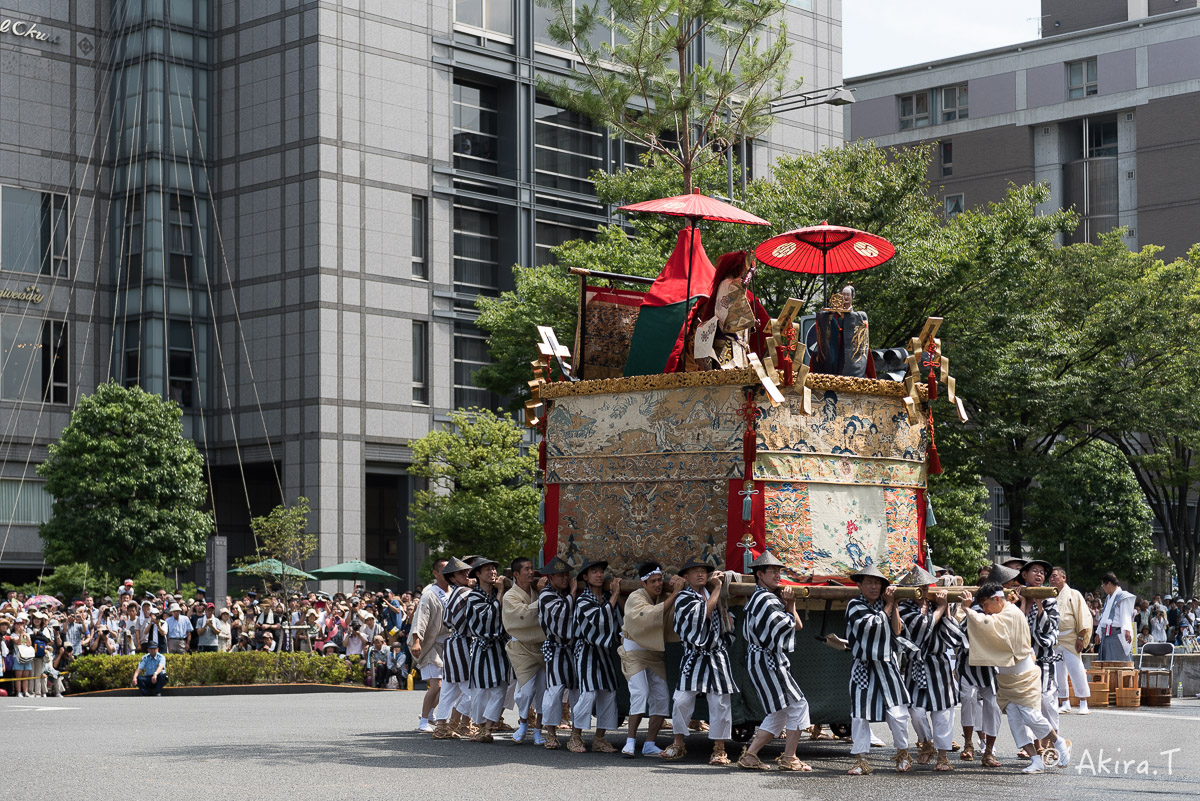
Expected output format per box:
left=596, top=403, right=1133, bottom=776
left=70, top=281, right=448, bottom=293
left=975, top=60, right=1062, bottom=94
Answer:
left=68, top=652, right=368, bottom=693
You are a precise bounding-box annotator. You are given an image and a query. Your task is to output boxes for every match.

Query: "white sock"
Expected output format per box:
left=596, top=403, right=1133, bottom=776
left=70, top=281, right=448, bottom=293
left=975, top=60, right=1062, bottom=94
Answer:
left=1055, top=736, right=1068, bottom=750
left=1078, top=699, right=1088, bottom=711
left=1031, top=755, right=1045, bottom=769
left=419, top=717, right=428, bottom=725
left=625, top=737, right=636, bottom=746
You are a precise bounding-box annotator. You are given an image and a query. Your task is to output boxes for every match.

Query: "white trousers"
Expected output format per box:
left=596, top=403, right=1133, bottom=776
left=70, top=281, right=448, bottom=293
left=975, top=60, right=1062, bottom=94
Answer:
left=514, top=669, right=547, bottom=720
left=628, top=669, right=670, bottom=717
left=1041, top=687, right=1060, bottom=733
left=959, top=682, right=1000, bottom=736
left=760, top=696, right=810, bottom=736
left=419, top=664, right=443, bottom=680
left=472, top=685, right=507, bottom=723
left=436, top=680, right=468, bottom=721
left=672, top=689, right=732, bottom=740
left=1006, top=702, right=1052, bottom=749
left=850, top=705, right=910, bottom=755
left=1054, top=646, right=1090, bottom=699
left=573, top=689, right=618, bottom=731
left=911, top=707, right=954, bottom=751
left=540, top=684, right=577, bottom=726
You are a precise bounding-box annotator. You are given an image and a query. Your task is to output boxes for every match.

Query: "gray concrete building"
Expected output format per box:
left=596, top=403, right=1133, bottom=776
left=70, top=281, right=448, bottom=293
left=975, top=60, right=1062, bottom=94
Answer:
left=846, top=0, right=1200, bottom=260
left=0, top=1, right=843, bottom=590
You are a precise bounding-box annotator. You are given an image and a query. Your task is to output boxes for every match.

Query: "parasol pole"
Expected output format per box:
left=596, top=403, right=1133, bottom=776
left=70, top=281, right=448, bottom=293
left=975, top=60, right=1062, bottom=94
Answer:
left=681, top=216, right=699, bottom=372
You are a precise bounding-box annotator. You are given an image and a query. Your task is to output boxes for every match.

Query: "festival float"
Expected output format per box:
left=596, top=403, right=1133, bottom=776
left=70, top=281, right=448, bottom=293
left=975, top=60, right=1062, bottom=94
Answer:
left=523, top=192, right=975, bottom=729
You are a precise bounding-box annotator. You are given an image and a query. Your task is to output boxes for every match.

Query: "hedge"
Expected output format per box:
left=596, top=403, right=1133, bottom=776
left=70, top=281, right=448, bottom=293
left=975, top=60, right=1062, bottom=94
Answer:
left=68, top=652, right=367, bottom=693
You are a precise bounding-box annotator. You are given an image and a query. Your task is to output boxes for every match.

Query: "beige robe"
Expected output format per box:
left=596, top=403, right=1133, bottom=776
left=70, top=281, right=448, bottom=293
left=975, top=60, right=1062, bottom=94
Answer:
left=618, top=588, right=674, bottom=680
left=964, top=603, right=1041, bottom=711
left=407, top=584, right=445, bottom=671
left=1056, top=584, right=1092, bottom=654
left=503, top=583, right=546, bottom=685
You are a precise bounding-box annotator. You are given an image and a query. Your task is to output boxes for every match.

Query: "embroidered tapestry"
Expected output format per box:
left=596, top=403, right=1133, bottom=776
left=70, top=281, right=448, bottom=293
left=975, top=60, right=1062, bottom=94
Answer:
left=757, top=389, right=927, bottom=462
left=762, top=482, right=920, bottom=581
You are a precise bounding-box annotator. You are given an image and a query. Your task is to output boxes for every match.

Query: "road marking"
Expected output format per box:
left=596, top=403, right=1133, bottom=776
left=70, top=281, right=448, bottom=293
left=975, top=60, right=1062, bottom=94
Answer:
left=1098, top=709, right=1200, bottom=722
left=6, top=705, right=79, bottom=712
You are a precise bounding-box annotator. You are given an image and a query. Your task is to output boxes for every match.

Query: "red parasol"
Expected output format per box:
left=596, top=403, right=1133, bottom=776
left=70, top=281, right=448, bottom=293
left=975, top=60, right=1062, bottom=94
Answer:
left=754, top=221, right=894, bottom=304
left=618, top=189, right=770, bottom=309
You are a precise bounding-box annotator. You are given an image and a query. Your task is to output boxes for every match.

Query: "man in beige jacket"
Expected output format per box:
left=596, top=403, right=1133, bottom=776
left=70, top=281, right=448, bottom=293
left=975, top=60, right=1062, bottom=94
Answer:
left=619, top=560, right=684, bottom=758
left=409, top=557, right=449, bottom=732
left=1049, top=566, right=1092, bottom=715
left=503, top=556, right=547, bottom=745
left=963, top=582, right=1071, bottom=774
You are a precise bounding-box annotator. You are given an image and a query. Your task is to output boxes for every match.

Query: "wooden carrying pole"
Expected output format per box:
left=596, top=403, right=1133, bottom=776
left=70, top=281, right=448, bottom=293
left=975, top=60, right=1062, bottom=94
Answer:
left=610, top=579, right=1058, bottom=601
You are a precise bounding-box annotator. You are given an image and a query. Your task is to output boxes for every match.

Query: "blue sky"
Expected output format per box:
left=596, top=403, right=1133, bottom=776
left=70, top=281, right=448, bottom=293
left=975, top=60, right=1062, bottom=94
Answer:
left=843, top=0, right=1043, bottom=77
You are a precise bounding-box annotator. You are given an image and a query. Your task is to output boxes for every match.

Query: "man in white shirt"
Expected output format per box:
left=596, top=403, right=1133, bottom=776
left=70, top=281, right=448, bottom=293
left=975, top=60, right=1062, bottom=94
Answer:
left=1049, top=567, right=1092, bottom=714
left=1096, top=572, right=1137, bottom=660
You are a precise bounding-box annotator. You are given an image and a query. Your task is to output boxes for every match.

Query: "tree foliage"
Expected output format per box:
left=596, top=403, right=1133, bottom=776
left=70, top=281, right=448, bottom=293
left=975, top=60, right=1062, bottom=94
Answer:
left=408, top=408, right=542, bottom=568
left=236, top=497, right=316, bottom=598
left=536, top=0, right=794, bottom=192
left=37, top=382, right=212, bottom=579
left=1026, top=439, right=1157, bottom=590
left=0, top=564, right=200, bottom=602
left=925, top=464, right=992, bottom=580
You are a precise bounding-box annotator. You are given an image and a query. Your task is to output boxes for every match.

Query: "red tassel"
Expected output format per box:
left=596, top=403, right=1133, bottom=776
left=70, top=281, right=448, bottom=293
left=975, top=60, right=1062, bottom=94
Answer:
left=927, top=370, right=938, bottom=401
left=743, top=428, right=757, bottom=480
left=538, top=440, right=547, bottom=471
left=927, top=439, right=942, bottom=475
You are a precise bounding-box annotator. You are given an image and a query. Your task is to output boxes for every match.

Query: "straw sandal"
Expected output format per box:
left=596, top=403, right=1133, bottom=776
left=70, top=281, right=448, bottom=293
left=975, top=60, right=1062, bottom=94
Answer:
left=709, top=744, right=731, bottom=766
left=776, top=755, right=813, bottom=772
left=591, top=737, right=616, bottom=753
left=660, top=744, right=687, bottom=761
left=981, top=752, right=1001, bottom=768
left=847, top=756, right=873, bottom=775
left=542, top=727, right=561, bottom=750
left=935, top=751, right=954, bottom=772
left=959, top=744, right=974, bottom=761
left=895, top=748, right=913, bottom=773
left=737, top=751, right=771, bottom=771
left=916, top=740, right=936, bottom=765
left=566, top=732, right=587, bottom=753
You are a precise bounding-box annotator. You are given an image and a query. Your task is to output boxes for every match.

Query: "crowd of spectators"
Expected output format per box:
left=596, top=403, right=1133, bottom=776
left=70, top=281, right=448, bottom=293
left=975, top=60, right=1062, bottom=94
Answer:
left=0, top=580, right=424, bottom=697
left=1070, top=589, right=1197, bottom=652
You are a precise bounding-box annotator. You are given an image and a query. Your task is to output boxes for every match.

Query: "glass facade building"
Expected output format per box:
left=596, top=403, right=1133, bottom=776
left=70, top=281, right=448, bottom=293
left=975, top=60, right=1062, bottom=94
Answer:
left=0, top=1, right=842, bottom=589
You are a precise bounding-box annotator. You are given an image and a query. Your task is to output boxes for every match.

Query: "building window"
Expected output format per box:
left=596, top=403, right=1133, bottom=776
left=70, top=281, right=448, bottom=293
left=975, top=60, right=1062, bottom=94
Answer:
left=453, top=80, right=500, bottom=176
left=0, top=478, right=53, bottom=524
left=1, top=186, right=69, bottom=276
left=898, top=92, right=931, bottom=130
left=1067, top=58, right=1098, bottom=99
left=123, top=321, right=140, bottom=388
left=168, top=320, right=194, bottom=408
left=535, top=0, right=622, bottom=50
left=168, top=195, right=194, bottom=283
left=944, top=193, right=964, bottom=219
left=454, top=322, right=494, bottom=410
left=1088, top=121, right=1118, bottom=157
left=412, top=320, right=429, bottom=405
left=122, top=194, right=143, bottom=285
left=452, top=199, right=500, bottom=295
left=535, top=100, right=604, bottom=195
left=940, top=141, right=953, bottom=177
left=940, top=84, right=968, bottom=122
left=0, top=318, right=67, bottom=403
left=411, top=197, right=428, bottom=279
left=43, top=321, right=68, bottom=404
left=536, top=209, right=597, bottom=266
left=455, top=0, right=513, bottom=36
left=987, top=485, right=1008, bottom=556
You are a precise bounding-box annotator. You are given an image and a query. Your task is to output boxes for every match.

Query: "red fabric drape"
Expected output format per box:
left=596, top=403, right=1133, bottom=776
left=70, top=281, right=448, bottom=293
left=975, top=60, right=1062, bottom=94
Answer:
left=542, top=484, right=560, bottom=566
left=725, top=479, right=765, bottom=571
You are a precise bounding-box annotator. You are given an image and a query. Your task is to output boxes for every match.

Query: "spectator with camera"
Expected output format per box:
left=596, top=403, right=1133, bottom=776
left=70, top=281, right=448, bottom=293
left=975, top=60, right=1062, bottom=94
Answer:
left=344, top=618, right=369, bottom=657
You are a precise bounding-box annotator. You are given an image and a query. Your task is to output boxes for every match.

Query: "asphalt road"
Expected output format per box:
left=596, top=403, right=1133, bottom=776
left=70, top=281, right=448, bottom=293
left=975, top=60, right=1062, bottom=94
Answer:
left=5, top=691, right=1199, bottom=800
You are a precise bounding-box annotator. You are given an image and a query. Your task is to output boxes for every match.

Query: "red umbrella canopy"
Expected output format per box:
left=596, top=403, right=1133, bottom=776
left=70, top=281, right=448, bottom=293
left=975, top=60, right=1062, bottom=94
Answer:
left=755, top=222, right=895, bottom=274
left=617, top=189, right=770, bottom=226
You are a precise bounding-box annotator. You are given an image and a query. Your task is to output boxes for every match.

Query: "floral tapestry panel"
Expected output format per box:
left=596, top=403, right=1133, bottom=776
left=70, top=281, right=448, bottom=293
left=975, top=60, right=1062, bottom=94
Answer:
left=546, top=385, right=745, bottom=458
left=762, top=482, right=919, bottom=580
left=579, top=287, right=644, bottom=380
left=757, top=389, right=928, bottom=462
left=753, top=452, right=926, bottom=488
left=884, top=487, right=920, bottom=576
left=547, top=452, right=742, bottom=484
left=556, top=479, right=728, bottom=577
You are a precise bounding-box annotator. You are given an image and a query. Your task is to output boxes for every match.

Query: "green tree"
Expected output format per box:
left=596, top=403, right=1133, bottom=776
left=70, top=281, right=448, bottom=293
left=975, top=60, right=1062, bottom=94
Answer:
left=235, top=497, right=316, bottom=598
left=925, top=464, right=991, bottom=580
left=1026, top=439, right=1156, bottom=590
left=1, top=562, right=115, bottom=601
left=408, top=408, right=541, bottom=568
left=37, top=382, right=212, bottom=579
left=537, top=0, right=793, bottom=193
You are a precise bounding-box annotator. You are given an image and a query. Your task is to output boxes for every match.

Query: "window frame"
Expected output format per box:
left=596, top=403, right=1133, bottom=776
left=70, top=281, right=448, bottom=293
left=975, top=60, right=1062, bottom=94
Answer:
left=898, top=91, right=931, bottom=130
left=1067, top=58, right=1098, bottom=100
left=944, top=193, right=965, bottom=219
left=412, top=319, right=429, bottom=406
left=0, top=185, right=71, bottom=277
left=940, top=84, right=968, bottom=122
left=453, top=0, right=515, bottom=41
left=411, top=196, right=428, bottom=280
left=940, top=141, right=953, bottom=177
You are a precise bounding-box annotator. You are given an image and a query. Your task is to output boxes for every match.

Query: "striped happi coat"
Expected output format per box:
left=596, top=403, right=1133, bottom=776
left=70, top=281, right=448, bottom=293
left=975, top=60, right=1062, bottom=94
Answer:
left=1028, top=596, right=1061, bottom=693
left=442, top=584, right=473, bottom=684
left=846, top=596, right=910, bottom=721
left=743, top=586, right=804, bottom=714
left=674, top=586, right=737, bottom=694
left=464, top=585, right=511, bottom=690
left=538, top=586, right=576, bottom=689
left=572, top=587, right=621, bottom=692
left=957, top=601, right=997, bottom=692
left=899, top=601, right=964, bottom=712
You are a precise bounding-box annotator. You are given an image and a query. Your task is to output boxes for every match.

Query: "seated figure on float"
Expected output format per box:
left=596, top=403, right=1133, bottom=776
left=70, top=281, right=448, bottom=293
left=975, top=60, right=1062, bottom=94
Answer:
left=666, top=250, right=771, bottom=372
left=808, top=285, right=874, bottom=378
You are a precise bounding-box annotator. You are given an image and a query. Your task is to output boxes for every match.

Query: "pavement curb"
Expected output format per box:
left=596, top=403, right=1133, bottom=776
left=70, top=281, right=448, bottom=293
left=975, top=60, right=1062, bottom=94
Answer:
left=68, top=681, right=430, bottom=698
